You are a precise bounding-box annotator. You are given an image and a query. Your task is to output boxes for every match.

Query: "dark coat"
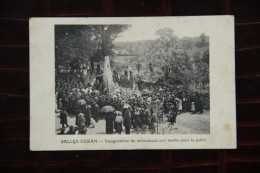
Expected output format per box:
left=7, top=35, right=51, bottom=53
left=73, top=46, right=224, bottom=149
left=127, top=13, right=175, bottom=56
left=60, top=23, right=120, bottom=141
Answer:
left=169, top=109, right=177, bottom=124
left=93, top=104, right=100, bottom=117
left=78, top=126, right=87, bottom=134
left=84, top=109, right=92, bottom=126
left=124, top=110, right=131, bottom=134
left=105, top=112, right=114, bottom=134
left=114, top=122, right=123, bottom=133
left=60, top=111, right=68, bottom=124
left=135, top=116, right=142, bottom=128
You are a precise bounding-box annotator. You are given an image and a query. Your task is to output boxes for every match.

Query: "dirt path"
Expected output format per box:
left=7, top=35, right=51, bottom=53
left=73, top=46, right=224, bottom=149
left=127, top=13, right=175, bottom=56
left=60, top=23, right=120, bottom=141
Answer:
left=157, top=111, right=210, bottom=134
left=56, top=111, right=209, bottom=134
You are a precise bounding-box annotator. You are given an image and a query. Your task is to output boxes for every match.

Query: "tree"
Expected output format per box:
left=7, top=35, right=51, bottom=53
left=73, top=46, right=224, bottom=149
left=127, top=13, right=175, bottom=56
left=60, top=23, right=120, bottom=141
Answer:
left=155, top=28, right=175, bottom=41
left=200, top=33, right=206, bottom=45
left=195, top=33, right=207, bottom=48
left=112, top=27, right=209, bottom=102
left=154, top=28, right=178, bottom=76
left=55, top=25, right=129, bottom=70
left=193, top=51, right=209, bottom=92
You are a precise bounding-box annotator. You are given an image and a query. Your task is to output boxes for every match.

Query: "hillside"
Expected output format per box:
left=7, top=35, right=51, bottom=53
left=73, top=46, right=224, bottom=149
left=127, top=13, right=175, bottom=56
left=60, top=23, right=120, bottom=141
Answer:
left=110, top=35, right=210, bottom=90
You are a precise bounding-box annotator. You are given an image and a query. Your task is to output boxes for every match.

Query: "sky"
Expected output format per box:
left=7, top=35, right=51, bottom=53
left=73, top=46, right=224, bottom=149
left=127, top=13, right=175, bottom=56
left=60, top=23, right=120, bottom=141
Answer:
left=114, top=20, right=208, bottom=43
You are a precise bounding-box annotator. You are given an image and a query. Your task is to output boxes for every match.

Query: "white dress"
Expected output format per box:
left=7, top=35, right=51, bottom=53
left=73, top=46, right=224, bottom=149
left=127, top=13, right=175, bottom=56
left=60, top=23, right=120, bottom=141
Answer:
left=178, top=99, right=182, bottom=111
left=191, top=102, right=195, bottom=111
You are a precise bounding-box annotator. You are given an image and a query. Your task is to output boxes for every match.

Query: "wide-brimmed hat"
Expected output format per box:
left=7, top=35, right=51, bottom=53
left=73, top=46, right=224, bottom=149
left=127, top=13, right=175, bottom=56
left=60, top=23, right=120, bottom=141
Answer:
left=86, top=105, right=91, bottom=109
left=78, top=113, right=84, bottom=117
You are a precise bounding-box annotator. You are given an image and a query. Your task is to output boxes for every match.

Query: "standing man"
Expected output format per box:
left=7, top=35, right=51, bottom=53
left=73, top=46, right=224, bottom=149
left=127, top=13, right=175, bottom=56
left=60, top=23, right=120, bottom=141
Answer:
left=105, top=111, right=114, bottom=134
left=92, top=102, right=100, bottom=122
left=198, top=94, right=203, bottom=114
left=60, top=108, right=68, bottom=128
left=84, top=105, right=92, bottom=127
left=77, top=113, right=87, bottom=134
left=124, top=109, right=131, bottom=134
left=114, top=111, right=123, bottom=134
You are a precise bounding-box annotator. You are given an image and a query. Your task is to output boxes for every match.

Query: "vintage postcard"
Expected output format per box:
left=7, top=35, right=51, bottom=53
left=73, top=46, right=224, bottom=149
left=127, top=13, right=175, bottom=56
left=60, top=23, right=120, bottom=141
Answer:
left=30, top=16, right=236, bottom=150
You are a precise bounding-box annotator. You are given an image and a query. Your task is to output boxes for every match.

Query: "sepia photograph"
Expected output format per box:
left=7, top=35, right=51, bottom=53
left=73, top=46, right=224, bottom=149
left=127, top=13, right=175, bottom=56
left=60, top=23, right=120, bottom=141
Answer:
left=55, top=24, right=210, bottom=135
left=30, top=16, right=236, bottom=150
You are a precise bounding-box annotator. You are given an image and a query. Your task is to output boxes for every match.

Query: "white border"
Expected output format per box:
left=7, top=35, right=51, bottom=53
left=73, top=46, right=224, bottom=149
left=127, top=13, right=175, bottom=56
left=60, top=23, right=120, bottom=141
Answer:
left=30, top=16, right=236, bottom=150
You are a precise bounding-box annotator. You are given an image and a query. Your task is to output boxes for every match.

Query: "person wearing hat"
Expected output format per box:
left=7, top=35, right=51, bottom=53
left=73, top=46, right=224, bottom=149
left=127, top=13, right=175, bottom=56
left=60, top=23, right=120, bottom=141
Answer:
left=105, top=111, right=114, bottom=134
left=114, top=111, right=123, bottom=134
left=148, top=113, right=156, bottom=134
left=66, top=126, right=77, bottom=134
left=84, top=105, right=92, bottom=127
left=123, top=109, right=131, bottom=134
left=140, top=108, right=146, bottom=127
left=169, top=104, right=177, bottom=125
left=92, top=102, right=100, bottom=122
left=59, top=108, right=68, bottom=128
left=133, top=107, right=140, bottom=128
left=113, top=110, right=118, bottom=131
left=78, top=125, right=87, bottom=134
left=58, top=98, right=63, bottom=110
left=135, top=108, right=142, bottom=129
left=77, top=113, right=87, bottom=134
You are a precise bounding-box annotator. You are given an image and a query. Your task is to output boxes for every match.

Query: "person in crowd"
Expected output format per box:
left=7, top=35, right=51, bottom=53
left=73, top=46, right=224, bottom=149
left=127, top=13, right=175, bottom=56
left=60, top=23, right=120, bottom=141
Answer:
left=182, top=97, right=187, bottom=112
left=58, top=98, right=63, bottom=110
left=105, top=111, right=114, bottom=134
left=197, top=94, right=203, bottom=114
left=169, top=105, right=177, bottom=125
left=134, top=108, right=142, bottom=129
left=114, top=111, right=123, bottom=134
left=60, top=108, right=68, bottom=128
left=56, top=71, right=207, bottom=135
left=62, top=96, right=69, bottom=113
left=84, top=105, right=92, bottom=127
left=148, top=113, right=156, bottom=134
left=194, top=92, right=203, bottom=114
left=175, top=98, right=182, bottom=114
left=77, top=113, right=87, bottom=134
left=132, top=107, right=139, bottom=128
left=92, top=102, right=100, bottom=122
left=191, top=101, right=195, bottom=113
left=66, top=126, right=77, bottom=134
left=143, top=108, right=150, bottom=127
left=124, top=109, right=132, bottom=134
left=140, top=108, right=146, bottom=127
left=186, top=94, right=192, bottom=112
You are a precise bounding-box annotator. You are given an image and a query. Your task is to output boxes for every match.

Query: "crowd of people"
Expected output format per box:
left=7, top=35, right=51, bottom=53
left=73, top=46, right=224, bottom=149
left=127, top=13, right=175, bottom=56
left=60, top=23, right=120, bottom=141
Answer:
left=56, top=73, right=204, bottom=135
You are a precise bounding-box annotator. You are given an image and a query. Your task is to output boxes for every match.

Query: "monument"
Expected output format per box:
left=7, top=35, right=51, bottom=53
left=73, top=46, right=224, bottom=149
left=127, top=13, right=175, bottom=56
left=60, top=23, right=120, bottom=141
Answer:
left=103, top=56, right=113, bottom=89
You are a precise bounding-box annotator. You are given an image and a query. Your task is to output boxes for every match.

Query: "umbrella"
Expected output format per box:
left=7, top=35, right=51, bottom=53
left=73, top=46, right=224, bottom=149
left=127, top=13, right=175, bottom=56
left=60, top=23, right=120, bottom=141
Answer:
left=76, top=99, right=86, bottom=106
left=100, top=105, right=115, bottom=113
left=123, top=103, right=131, bottom=109
left=92, top=90, right=100, bottom=94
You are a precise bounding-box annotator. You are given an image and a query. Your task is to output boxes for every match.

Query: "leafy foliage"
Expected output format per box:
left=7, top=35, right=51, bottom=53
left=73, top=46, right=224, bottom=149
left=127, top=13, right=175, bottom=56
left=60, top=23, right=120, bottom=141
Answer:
left=114, top=28, right=209, bottom=108
left=55, top=25, right=129, bottom=69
